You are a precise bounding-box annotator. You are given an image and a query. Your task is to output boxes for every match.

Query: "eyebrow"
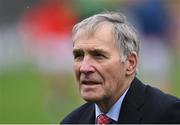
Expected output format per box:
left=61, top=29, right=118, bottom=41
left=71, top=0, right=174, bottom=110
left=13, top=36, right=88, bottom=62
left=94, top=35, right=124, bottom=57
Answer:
left=73, top=48, right=108, bottom=55
left=72, top=49, right=82, bottom=56
left=90, top=49, right=107, bottom=55
left=73, top=48, right=82, bottom=52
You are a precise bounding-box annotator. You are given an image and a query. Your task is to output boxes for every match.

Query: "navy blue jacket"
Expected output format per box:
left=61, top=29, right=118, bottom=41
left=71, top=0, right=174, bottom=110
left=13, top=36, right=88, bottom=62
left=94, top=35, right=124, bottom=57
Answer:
left=61, top=78, right=180, bottom=124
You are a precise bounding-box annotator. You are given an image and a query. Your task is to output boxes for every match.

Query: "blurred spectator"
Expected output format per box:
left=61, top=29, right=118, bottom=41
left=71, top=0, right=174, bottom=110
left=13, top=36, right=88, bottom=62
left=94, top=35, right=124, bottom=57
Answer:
left=19, top=0, right=79, bottom=121
left=131, top=0, right=169, bottom=37
left=20, top=0, right=78, bottom=74
left=121, top=0, right=173, bottom=89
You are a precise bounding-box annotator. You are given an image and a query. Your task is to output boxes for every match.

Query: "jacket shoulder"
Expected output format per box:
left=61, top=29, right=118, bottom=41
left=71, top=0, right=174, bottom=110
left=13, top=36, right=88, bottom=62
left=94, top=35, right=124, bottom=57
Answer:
left=143, top=84, right=180, bottom=123
left=60, top=102, right=94, bottom=124
left=145, top=84, right=179, bottom=104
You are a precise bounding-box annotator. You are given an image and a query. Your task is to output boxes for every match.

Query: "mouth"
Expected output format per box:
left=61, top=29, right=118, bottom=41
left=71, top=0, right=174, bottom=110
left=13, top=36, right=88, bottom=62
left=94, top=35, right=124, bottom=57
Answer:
left=81, top=80, right=101, bottom=85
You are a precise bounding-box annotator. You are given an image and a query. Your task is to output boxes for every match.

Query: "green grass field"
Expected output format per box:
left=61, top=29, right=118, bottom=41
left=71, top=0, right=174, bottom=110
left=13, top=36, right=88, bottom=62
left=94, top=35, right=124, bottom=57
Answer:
left=0, top=64, right=82, bottom=123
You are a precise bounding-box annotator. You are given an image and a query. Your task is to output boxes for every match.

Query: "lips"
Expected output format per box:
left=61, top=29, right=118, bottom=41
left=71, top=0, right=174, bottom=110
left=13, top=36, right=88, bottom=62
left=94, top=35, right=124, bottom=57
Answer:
left=81, top=80, right=101, bottom=85
left=80, top=74, right=103, bottom=86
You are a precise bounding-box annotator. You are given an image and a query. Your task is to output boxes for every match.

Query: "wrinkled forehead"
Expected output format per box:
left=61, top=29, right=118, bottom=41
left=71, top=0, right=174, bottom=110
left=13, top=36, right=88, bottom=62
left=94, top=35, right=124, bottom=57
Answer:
left=72, top=21, right=114, bottom=46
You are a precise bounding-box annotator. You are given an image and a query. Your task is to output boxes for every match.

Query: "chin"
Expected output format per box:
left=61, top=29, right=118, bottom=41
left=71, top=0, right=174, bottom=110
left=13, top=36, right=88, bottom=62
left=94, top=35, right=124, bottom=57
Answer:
left=81, top=94, right=102, bottom=102
left=83, top=97, right=98, bottom=102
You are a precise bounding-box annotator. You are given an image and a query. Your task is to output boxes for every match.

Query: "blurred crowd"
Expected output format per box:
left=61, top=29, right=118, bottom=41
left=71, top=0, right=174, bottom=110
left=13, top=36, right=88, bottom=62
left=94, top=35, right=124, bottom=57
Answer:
left=1, top=0, right=180, bottom=89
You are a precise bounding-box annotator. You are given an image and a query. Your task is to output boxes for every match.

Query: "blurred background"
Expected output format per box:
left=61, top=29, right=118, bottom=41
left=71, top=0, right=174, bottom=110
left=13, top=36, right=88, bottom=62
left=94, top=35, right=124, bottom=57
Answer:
left=0, top=0, right=180, bottom=123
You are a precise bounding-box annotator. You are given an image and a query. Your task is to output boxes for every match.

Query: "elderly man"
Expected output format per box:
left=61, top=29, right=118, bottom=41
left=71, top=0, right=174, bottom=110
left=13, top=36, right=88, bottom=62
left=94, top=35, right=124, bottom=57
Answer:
left=61, top=11, right=180, bottom=124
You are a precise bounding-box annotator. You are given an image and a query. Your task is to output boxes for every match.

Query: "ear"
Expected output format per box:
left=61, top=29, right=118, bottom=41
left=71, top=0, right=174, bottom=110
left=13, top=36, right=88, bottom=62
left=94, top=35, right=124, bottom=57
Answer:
left=125, top=51, right=138, bottom=76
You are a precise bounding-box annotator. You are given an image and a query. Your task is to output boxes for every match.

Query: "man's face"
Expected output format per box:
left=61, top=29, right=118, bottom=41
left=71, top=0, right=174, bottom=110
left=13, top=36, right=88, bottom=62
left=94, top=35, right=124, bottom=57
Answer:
left=73, top=23, right=127, bottom=103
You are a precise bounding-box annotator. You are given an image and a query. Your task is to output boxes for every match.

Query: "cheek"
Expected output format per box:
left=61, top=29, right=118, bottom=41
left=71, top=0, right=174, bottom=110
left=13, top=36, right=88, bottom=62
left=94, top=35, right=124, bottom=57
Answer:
left=73, top=63, right=80, bottom=80
left=101, top=61, right=124, bottom=87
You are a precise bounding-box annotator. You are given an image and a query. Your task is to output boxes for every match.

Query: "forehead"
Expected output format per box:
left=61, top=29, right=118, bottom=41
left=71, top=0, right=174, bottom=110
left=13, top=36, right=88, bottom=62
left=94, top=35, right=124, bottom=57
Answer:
left=73, top=22, right=114, bottom=42
left=73, top=22, right=116, bottom=47
left=72, top=22, right=121, bottom=57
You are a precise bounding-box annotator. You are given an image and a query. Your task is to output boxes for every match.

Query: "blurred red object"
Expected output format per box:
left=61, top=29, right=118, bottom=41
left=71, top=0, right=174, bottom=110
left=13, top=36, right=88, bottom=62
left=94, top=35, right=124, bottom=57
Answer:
left=21, top=0, right=78, bottom=42
left=19, top=0, right=78, bottom=73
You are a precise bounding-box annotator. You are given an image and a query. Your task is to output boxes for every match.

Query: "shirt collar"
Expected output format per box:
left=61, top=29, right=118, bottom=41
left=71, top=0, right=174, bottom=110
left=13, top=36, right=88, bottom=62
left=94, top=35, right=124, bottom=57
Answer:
left=95, top=88, right=129, bottom=122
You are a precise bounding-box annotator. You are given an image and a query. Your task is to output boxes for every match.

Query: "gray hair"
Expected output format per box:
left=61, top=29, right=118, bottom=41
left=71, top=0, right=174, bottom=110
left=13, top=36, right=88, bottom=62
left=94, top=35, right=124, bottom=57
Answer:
left=72, top=11, right=140, bottom=62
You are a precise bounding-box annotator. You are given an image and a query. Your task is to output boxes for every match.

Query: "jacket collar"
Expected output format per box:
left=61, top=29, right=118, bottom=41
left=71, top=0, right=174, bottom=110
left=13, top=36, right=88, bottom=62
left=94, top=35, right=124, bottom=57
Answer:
left=118, top=77, right=146, bottom=123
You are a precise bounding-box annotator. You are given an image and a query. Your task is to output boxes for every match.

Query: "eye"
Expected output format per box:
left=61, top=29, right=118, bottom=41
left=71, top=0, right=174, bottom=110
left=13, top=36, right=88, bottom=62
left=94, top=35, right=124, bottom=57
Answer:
left=73, top=51, right=84, bottom=60
left=92, top=52, right=106, bottom=59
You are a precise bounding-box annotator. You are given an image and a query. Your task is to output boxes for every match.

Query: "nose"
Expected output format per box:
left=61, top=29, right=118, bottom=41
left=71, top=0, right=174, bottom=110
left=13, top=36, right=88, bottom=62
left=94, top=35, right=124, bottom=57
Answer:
left=80, top=56, right=95, bottom=74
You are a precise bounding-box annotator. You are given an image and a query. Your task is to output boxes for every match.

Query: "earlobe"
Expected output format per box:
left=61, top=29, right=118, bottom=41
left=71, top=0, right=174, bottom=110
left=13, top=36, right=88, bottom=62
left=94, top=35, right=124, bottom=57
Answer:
left=126, top=52, right=138, bottom=76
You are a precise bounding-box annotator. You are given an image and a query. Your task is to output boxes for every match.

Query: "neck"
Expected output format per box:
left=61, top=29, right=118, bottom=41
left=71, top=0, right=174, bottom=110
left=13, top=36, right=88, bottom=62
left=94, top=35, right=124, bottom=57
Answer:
left=96, top=76, right=134, bottom=113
